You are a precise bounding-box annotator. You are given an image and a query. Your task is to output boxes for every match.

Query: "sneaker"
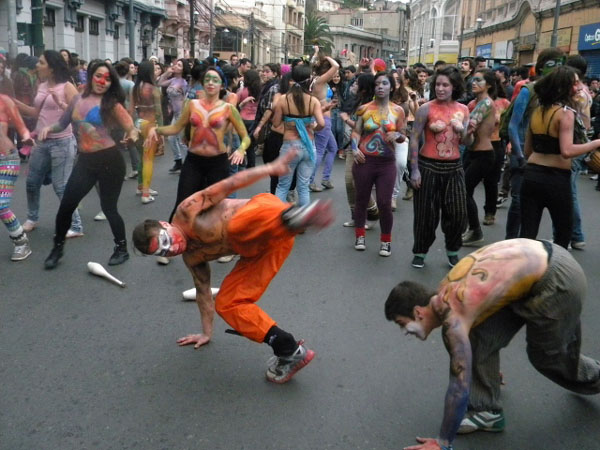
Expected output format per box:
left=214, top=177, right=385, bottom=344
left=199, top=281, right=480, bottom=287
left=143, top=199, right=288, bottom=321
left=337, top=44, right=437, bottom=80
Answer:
left=11, top=235, right=32, bottom=261
left=379, top=241, right=391, bottom=257
left=22, top=220, right=37, bottom=232
left=571, top=241, right=586, bottom=250
left=169, top=160, right=182, bottom=173
left=281, top=199, right=334, bottom=231
left=343, top=220, right=355, bottom=227
left=94, top=211, right=107, bottom=221
left=321, top=180, right=334, bottom=189
left=354, top=236, right=366, bottom=251
left=156, top=256, right=170, bottom=265
left=496, top=196, right=508, bottom=207
left=108, top=240, right=129, bottom=266
left=337, top=150, right=345, bottom=160
left=44, top=242, right=64, bottom=270
left=125, top=170, right=138, bottom=180
left=217, top=254, right=235, bottom=263
left=265, top=341, right=315, bottom=384
left=141, top=195, right=155, bottom=204
left=136, top=188, right=158, bottom=196
left=411, top=255, right=425, bottom=268
left=457, top=410, right=505, bottom=434
left=462, top=229, right=484, bottom=247
left=590, top=174, right=598, bottom=181
left=391, top=197, right=397, bottom=211
left=309, top=183, right=323, bottom=192
left=483, top=214, right=495, bottom=226
left=402, top=187, right=414, bottom=200
left=66, top=229, right=84, bottom=239
left=448, top=254, right=459, bottom=268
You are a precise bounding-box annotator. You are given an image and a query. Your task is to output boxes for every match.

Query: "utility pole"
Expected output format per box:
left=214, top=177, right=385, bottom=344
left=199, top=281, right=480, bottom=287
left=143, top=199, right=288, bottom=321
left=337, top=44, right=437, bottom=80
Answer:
left=190, top=0, right=196, bottom=59
left=31, top=0, right=44, bottom=56
left=209, top=0, right=214, bottom=57
left=7, top=0, right=18, bottom=58
left=418, top=36, right=422, bottom=63
left=550, top=0, right=561, bottom=47
left=250, top=12, right=255, bottom=63
left=457, top=15, right=464, bottom=60
left=128, top=0, right=135, bottom=59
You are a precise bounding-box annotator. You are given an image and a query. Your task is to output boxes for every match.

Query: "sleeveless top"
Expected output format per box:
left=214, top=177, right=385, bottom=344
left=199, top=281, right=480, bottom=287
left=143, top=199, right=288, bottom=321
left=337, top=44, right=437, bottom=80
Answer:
left=283, top=95, right=315, bottom=161
left=35, top=81, right=73, bottom=140
left=529, top=106, right=561, bottom=155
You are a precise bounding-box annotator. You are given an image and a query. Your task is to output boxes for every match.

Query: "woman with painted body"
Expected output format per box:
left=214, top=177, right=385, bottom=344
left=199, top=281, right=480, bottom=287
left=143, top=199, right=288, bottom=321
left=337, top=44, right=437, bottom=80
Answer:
left=461, top=69, right=498, bottom=247
left=351, top=71, right=406, bottom=257
left=41, top=61, right=139, bottom=269
left=130, top=60, right=163, bottom=204
left=409, top=66, right=471, bottom=269
left=0, top=94, right=34, bottom=260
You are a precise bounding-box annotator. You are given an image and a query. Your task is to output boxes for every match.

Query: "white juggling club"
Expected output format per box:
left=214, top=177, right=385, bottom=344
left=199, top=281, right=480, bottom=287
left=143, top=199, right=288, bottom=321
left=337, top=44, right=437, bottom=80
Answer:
left=87, top=262, right=127, bottom=288
left=182, top=287, right=219, bottom=300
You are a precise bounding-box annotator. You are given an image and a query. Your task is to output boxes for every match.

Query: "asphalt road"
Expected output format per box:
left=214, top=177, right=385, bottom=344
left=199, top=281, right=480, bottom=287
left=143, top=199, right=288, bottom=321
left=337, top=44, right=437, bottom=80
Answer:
left=2, top=151, right=600, bottom=450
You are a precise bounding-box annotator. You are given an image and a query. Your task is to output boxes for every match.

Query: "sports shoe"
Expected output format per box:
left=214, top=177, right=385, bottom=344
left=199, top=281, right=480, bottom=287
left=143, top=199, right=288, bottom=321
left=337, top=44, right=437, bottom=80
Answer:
left=94, top=211, right=107, bottom=221
left=590, top=174, right=598, bottom=181
left=391, top=197, right=397, bottom=211
left=66, top=229, right=84, bottom=239
left=44, top=242, right=64, bottom=270
left=457, top=410, right=505, bottom=434
left=22, top=220, right=38, bottom=232
left=265, top=341, right=315, bottom=384
left=571, top=241, right=586, bottom=250
left=343, top=219, right=355, bottom=227
left=125, top=170, right=138, bottom=180
left=217, top=254, right=235, bottom=263
left=281, top=199, right=334, bottom=231
left=411, top=255, right=425, bottom=268
left=309, top=183, right=323, bottom=192
left=354, top=236, right=366, bottom=250
left=321, top=180, right=334, bottom=189
left=402, top=187, right=413, bottom=200
left=108, top=240, right=129, bottom=266
left=462, top=229, right=484, bottom=247
left=483, top=214, right=495, bottom=226
left=448, top=254, right=459, bottom=268
left=136, top=188, right=158, bottom=196
left=379, top=241, right=391, bottom=257
left=169, top=160, right=182, bottom=173
left=156, top=256, right=170, bottom=265
left=11, top=234, right=32, bottom=261
left=141, top=195, right=155, bottom=204
left=496, top=195, right=508, bottom=207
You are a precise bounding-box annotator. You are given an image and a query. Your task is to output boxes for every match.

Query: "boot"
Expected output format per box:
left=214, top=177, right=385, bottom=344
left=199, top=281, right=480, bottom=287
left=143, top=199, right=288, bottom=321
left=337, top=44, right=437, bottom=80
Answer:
left=44, top=241, right=65, bottom=270
left=108, top=239, right=129, bottom=266
left=11, top=232, right=32, bottom=261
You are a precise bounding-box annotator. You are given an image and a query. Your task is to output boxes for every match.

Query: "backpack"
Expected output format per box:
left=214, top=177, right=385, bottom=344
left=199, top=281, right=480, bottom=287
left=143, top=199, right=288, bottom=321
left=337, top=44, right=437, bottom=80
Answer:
left=499, top=82, right=536, bottom=141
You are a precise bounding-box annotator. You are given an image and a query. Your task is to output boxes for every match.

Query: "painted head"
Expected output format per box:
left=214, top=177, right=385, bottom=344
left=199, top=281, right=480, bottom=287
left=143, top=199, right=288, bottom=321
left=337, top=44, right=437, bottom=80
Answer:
left=472, top=68, right=498, bottom=98
left=132, top=219, right=188, bottom=257
left=202, top=66, right=226, bottom=98
left=433, top=66, right=464, bottom=102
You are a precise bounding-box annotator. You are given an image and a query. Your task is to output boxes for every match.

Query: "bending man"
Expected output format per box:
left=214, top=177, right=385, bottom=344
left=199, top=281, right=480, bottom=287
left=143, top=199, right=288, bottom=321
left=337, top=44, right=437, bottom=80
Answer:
left=385, top=238, right=600, bottom=450
left=132, top=151, right=334, bottom=384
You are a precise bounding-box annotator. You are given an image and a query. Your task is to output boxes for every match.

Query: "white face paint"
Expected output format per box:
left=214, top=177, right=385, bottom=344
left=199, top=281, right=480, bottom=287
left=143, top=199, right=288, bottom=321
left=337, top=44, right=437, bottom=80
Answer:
left=404, top=321, right=427, bottom=340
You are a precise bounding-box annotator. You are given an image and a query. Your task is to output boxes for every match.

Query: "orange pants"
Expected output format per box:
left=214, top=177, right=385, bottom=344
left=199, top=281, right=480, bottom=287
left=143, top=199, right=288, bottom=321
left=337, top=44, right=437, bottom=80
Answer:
left=215, top=194, right=295, bottom=342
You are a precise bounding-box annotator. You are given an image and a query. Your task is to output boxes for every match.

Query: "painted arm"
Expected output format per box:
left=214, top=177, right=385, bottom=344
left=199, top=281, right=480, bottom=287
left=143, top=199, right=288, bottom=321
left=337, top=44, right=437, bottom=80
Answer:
left=156, top=100, right=191, bottom=136
left=409, top=104, right=429, bottom=188
left=314, top=57, right=340, bottom=86
left=42, top=95, right=79, bottom=138
left=2, top=95, right=31, bottom=142
left=468, top=97, right=493, bottom=134
left=153, top=86, right=164, bottom=126
left=113, top=103, right=138, bottom=142
left=508, top=87, right=530, bottom=162
left=271, top=95, right=283, bottom=128
left=350, top=115, right=365, bottom=163
left=229, top=104, right=250, bottom=165
left=558, top=108, right=600, bottom=158
left=312, top=98, right=325, bottom=131
left=177, top=260, right=214, bottom=348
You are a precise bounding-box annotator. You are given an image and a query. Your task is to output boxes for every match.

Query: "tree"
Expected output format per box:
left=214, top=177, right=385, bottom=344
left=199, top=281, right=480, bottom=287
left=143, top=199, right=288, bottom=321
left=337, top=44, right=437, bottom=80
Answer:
left=303, top=12, right=334, bottom=56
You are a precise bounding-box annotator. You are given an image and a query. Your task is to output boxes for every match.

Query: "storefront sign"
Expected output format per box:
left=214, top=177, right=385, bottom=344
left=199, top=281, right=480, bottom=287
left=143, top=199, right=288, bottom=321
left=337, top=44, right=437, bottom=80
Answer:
left=578, top=22, right=600, bottom=51
left=539, top=27, right=572, bottom=52
left=476, top=43, right=492, bottom=58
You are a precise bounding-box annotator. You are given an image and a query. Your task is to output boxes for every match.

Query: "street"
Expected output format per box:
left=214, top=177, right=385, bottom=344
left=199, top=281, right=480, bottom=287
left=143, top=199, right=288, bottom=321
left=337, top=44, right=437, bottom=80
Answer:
left=2, top=153, right=600, bottom=450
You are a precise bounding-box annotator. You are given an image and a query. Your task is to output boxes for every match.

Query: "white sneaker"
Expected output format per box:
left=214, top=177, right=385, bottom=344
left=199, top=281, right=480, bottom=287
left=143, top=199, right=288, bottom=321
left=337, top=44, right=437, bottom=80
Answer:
left=125, top=170, right=138, bottom=180
left=66, top=229, right=84, bottom=239
left=94, top=211, right=107, bottom=221
left=156, top=256, right=170, bottom=265
left=343, top=220, right=372, bottom=230
left=217, top=254, right=236, bottom=263
left=136, top=188, right=158, bottom=196
left=22, top=220, right=37, bottom=232
left=141, top=195, right=155, bottom=204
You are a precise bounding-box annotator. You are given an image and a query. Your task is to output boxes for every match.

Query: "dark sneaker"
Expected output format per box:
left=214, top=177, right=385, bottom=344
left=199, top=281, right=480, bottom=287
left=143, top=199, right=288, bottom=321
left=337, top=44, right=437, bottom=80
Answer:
left=411, top=255, right=425, bottom=268
left=282, top=199, right=334, bottom=232
left=457, top=411, right=505, bottom=434
left=108, top=241, right=129, bottom=266
left=309, top=183, right=323, bottom=192
left=496, top=196, right=508, bottom=207
left=483, top=214, right=495, bottom=226
left=354, top=236, right=366, bottom=251
left=169, top=160, right=182, bottom=173
left=379, top=241, right=391, bottom=257
left=266, top=342, right=315, bottom=384
left=321, top=180, right=334, bottom=189
left=571, top=241, right=586, bottom=250
left=44, top=242, right=64, bottom=270
left=448, top=254, right=459, bottom=267
left=462, top=229, right=484, bottom=247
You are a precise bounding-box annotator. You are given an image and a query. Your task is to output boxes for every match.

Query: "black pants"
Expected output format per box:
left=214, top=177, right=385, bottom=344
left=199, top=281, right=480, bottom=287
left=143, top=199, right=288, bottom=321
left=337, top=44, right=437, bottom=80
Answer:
left=55, top=148, right=126, bottom=244
left=491, top=140, right=506, bottom=201
left=170, top=152, right=230, bottom=221
left=464, top=150, right=496, bottom=230
left=519, top=163, right=572, bottom=249
left=243, top=120, right=257, bottom=168
left=262, top=131, right=296, bottom=194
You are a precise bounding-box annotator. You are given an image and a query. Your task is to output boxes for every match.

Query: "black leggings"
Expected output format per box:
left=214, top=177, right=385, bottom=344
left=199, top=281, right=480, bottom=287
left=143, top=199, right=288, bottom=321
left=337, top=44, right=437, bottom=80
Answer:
left=519, top=163, right=572, bottom=249
left=464, top=150, right=496, bottom=231
left=263, top=131, right=296, bottom=194
left=55, top=148, right=126, bottom=244
left=170, top=152, right=230, bottom=221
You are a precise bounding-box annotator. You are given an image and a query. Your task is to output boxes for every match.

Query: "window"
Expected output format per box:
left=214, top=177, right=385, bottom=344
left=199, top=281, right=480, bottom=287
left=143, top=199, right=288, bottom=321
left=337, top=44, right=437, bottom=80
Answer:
left=114, top=25, right=120, bottom=39
left=44, top=8, right=56, bottom=27
left=90, top=19, right=99, bottom=35
left=75, top=15, right=84, bottom=32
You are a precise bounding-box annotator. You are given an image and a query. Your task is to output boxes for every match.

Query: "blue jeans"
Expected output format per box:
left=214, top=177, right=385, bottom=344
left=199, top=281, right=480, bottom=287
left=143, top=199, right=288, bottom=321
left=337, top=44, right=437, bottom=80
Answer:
left=26, top=135, right=82, bottom=232
left=168, top=112, right=188, bottom=161
left=311, top=116, right=337, bottom=183
left=276, top=140, right=315, bottom=207
left=570, top=156, right=585, bottom=243
left=330, top=109, right=344, bottom=149
left=505, top=154, right=523, bottom=239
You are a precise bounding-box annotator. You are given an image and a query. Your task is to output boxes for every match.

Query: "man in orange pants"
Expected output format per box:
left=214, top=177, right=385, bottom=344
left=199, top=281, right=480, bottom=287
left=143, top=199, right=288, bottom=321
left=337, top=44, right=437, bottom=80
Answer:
left=132, top=151, right=334, bottom=383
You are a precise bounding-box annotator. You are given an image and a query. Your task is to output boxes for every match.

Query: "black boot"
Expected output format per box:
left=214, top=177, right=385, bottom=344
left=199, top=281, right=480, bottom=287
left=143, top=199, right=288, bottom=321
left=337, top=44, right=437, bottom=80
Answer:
left=44, top=241, right=65, bottom=270
left=108, top=240, right=129, bottom=266
left=169, top=159, right=182, bottom=173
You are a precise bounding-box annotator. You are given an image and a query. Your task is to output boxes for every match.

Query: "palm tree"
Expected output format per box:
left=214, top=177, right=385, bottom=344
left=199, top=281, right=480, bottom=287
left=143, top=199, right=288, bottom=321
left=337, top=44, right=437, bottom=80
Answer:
left=303, top=12, right=333, bottom=56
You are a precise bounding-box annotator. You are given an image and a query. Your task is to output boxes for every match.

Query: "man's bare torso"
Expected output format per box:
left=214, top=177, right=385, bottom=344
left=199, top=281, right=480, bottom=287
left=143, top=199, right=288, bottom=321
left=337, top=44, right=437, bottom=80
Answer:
left=432, top=239, right=549, bottom=328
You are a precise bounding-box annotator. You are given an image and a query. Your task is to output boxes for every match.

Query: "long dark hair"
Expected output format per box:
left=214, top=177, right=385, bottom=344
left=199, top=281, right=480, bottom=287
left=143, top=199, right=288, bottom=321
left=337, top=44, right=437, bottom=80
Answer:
left=289, top=65, right=312, bottom=116
left=133, top=60, right=155, bottom=105
left=357, top=73, right=375, bottom=107
left=433, top=66, right=465, bottom=101
left=374, top=71, right=396, bottom=100
left=83, top=60, right=125, bottom=128
left=391, top=69, right=409, bottom=104
left=534, top=65, right=577, bottom=111
left=176, top=58, right=191, bottom=80
left=43, top=50, right=72, bottom=84
left=279, top=72, right=293, bottom=95
left=473, top=68, right=500, bottom=100
left=405, top=68, right=423, bottom=96
left=244, top=69, right=261, bottom=99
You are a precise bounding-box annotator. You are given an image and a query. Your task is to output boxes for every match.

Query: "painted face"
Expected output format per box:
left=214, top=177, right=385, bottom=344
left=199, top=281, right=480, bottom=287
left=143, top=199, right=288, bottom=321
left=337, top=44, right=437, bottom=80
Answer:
left=435, top=75, right=453, bottom=101
left=36, top=55, right=51, bottom=81
left=472, top=72, right=487, bottom=93
left=418, top=71, right=428, bottom=85
left=91, top=67, right=112, bottom=94
left=148, top=221, right=187, bottom=257
left=203, top=70, right=222, bottom=95
left=394, top=316, right=428, bottom=341
left=375, top=75, right=391, bottom=99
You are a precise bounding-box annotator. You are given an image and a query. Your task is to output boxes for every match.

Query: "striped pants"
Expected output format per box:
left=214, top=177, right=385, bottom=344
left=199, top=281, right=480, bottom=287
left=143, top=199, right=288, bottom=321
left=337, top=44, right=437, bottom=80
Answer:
left=0, top=152, right=24, bottom=239
left=412, top=156, right=467, bottom=255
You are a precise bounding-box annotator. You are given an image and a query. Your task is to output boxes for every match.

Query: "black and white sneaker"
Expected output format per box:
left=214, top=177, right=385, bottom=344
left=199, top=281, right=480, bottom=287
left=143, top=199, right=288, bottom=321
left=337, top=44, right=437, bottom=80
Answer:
left=354, top=236, right=366, bottom=251
left=411, top=255, right=425, bottom=268
left=379, top=241, right=391, bottom=257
